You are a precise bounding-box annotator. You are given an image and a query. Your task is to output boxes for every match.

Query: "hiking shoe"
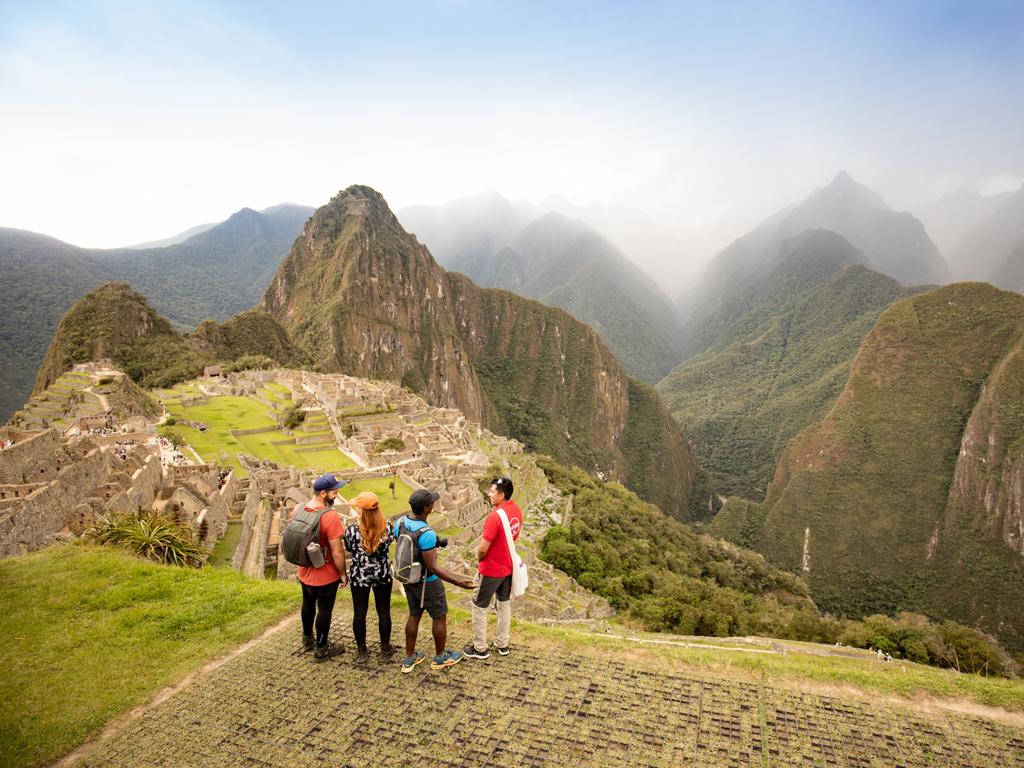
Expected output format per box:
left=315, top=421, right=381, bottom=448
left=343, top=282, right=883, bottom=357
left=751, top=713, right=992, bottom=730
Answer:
left=356, top=644, right=370, bottom=659
left=462, top=643, right=490, bottom=660
left=495, top=644, right=510, bottom=656
left=401, top=651, right=426, bottom=673
left=379, top=643, right=398, bottom=659
left=313, top=641, right=344, bottom=661
left=302, top=635, right=315, bottom=652
left=431, top=649, right=464, bottom=670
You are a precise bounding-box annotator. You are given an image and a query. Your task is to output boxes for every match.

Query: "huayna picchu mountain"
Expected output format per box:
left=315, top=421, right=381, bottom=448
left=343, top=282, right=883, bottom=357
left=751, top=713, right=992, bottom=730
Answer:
left=262, top=185, right=707, bottom=520
left=31, top=282, right=304, bottom=395
left=708, top=282, right=1024, bottom=651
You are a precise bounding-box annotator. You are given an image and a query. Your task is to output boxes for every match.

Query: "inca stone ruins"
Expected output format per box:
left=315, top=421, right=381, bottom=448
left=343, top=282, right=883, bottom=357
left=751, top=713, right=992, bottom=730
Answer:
left=0, top=364, right=609, bottom=622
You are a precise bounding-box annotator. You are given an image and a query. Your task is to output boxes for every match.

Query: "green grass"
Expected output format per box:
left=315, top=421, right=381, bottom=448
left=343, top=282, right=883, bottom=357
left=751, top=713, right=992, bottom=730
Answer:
left=208, top=520, right=243, bottom=568
left=0, top=545, right=297, bottom=768
left=340, top=476, right=415, bottom=516
left=162, top=393, right=355, bottom=477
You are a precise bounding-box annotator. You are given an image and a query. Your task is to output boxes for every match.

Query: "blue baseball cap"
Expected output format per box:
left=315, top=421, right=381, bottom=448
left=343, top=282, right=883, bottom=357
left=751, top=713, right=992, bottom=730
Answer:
left=313, top=474, right=347, bottom=493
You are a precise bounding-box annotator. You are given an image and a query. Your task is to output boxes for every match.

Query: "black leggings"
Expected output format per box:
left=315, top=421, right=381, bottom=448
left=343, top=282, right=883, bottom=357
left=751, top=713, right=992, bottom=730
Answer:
left=301, top=580, right=340, bottom=647
left=351, top=582, right=392, bottom=647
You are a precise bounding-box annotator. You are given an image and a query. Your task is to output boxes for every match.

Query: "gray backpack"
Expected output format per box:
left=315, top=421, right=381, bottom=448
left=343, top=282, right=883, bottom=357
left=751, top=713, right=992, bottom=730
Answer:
left=393, top=517, right=428, bottom=584
left=281, top=503, right=326, bottom=567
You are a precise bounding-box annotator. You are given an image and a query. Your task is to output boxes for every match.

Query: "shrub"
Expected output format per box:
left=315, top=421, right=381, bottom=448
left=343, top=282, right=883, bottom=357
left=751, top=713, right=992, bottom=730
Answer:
left=373, top=436, right=406, bottom=454
left=282, top=404, right=305, bottom=430
left=86, top=511, right=205, bottom=568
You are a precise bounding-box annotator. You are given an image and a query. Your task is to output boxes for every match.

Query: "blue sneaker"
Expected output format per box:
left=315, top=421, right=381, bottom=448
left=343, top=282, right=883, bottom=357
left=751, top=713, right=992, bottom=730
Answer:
left=401, top=651, right=426, bottom=674
left=431, top=649, right=464, bottom=670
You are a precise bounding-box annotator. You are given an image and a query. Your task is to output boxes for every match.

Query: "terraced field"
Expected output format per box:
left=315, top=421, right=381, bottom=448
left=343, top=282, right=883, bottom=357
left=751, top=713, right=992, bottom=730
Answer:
left=158, top=385, right=356, bottom=477
left=74, top=612, right=1024, bottom=768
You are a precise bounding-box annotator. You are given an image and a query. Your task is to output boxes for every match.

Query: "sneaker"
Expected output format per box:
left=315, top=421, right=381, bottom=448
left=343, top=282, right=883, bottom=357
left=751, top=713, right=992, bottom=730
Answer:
left=379, top=644, right=398, bottom=659
left=302, top=635, right=315, bottom=652
left=462, top=643, right=490, bottom=660
left=431, top=649, right=464, bottom=670
left=401, top=651, right=426, bottom=673
left=495, top=644, right=510, bottom=656
left=356, top=644, right=370, bottom=659
left=313, top=641, right=344, bottom=661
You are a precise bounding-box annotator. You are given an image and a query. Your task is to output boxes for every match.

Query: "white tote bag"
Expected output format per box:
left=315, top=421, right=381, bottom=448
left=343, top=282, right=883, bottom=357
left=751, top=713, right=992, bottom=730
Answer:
left=497, top=508, right=529, bottom=597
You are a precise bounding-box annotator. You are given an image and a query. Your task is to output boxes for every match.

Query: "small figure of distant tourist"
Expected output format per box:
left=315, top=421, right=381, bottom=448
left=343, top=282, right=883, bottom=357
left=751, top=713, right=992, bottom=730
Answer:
left=293, top=474, right=349, bottom=661
left=343, top=491, right=397, bottom=658
left=464, top=476, right=522, bottom=660
left=394, top=489, right=475, bottom=672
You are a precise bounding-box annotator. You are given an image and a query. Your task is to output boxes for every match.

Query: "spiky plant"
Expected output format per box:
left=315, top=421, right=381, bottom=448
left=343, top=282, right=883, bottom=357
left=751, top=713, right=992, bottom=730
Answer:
left=87, top=510, right=206, bottom=568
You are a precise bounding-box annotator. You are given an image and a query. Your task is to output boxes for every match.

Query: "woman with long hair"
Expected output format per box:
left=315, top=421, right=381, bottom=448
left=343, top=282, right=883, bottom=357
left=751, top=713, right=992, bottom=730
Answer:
left=343, top=491, right=397, bottom=657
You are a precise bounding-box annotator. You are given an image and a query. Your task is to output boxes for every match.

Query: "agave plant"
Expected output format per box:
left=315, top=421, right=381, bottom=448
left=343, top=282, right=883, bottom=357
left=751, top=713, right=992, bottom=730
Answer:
left=87, top=510, right=206, bottom=568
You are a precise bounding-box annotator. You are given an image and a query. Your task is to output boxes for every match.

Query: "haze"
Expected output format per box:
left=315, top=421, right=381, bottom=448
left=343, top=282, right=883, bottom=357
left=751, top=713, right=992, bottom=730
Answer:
left=1, top=0, right=1022, bottom=288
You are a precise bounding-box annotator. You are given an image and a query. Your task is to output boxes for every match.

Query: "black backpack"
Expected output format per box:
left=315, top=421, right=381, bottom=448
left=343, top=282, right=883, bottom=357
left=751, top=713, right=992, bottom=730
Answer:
left=281, top=502, right=327, bottom=567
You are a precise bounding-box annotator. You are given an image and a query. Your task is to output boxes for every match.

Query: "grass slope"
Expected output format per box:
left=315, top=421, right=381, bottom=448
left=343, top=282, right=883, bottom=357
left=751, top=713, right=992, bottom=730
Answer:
left=0, top=545, right=297, bottom=768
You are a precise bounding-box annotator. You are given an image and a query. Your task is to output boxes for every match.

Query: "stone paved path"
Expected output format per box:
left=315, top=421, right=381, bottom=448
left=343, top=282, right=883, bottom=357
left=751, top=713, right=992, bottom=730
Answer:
left=75, top=615, right=1024, bottom=768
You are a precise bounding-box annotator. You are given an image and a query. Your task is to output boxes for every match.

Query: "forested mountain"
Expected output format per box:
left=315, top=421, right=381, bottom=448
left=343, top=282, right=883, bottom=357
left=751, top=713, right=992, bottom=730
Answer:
left=679, top=172, right=948, bottom=361
left=30, top=282, right=304, bottom=398
left=948, top=183, right=1024, bottom=285
left=707, top=282, right=1024, bottom=652
left=658, top=230, right=919, bottom=500
left=0, top=204, right=311, bottom=423
left=263, top=185, right=709, bottom=520
left=400, top=194, right=682, bottom=382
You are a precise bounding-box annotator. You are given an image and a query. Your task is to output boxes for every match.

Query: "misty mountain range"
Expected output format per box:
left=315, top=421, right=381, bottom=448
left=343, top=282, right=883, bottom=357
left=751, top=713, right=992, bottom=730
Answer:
left=3, top=171, right=1023, bottom=427
left=0, top=203, right=312, bottom=421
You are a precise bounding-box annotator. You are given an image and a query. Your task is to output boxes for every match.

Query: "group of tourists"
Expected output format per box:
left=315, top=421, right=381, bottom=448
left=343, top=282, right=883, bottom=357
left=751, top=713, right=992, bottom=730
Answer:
left=289, top=473, right=523, bottom=672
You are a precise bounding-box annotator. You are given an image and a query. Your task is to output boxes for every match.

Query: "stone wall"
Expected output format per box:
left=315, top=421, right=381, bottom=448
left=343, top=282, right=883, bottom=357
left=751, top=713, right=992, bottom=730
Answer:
left=106, top=453, right=162, bottom=515
left=0, top=429, right=61, bottom=484
left=0, top=446, right=106, bottom=558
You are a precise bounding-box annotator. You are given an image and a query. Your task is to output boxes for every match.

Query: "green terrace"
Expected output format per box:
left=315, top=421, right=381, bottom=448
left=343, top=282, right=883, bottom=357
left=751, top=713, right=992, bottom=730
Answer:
left=158, top=387, right=356, bottom=478
left=338, top=475, right=415, bottom=517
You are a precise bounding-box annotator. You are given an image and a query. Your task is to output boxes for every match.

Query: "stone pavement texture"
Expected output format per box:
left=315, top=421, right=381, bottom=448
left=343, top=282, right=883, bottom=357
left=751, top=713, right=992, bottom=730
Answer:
left=78, top=614, right=1024, bottom=768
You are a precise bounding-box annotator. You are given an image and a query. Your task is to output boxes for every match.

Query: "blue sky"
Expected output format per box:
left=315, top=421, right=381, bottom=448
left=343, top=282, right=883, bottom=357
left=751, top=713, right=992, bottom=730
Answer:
left=1, top=0, right=1022, bottom=263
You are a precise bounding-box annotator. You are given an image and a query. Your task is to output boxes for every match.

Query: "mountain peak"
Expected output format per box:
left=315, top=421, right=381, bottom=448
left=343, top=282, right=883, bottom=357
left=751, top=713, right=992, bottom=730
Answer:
left=817, top=171, right=888, bottom=210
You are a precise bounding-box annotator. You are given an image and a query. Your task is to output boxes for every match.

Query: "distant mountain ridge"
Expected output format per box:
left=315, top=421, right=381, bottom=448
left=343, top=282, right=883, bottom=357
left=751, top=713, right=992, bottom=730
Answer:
left=708, top=282, right=1024, bottom=652
left=263, top=185, right=708, bottom=520
left=399, top=193, right=683, bottom=383
left=948, top=183, right=1024, bottom=287
left=658, top=229, right=920, bottom=500
left=679, top=172, right=949, bottom=361
left=0, top=204, right=312, bottom=423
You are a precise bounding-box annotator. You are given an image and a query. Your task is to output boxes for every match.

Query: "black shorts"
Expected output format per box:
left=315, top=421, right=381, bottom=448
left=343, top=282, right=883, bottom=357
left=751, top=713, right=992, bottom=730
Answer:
left=404, top=579, right=447, bottom=619
left=473, top=574, right=512, bottom=608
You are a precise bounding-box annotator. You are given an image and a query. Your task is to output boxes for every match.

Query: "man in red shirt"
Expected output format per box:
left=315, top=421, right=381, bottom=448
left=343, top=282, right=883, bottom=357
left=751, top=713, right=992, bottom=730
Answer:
left=294, top=474, right=349, bottom=661
left=464, top=476, right=522, bottom=659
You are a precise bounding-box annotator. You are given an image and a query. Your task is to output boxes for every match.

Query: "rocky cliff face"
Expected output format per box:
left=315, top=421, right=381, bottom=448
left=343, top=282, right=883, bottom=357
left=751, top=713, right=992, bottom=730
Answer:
left=708, top=282, right=1024, bottom=649
left=262, top=186, right=703, bottom=519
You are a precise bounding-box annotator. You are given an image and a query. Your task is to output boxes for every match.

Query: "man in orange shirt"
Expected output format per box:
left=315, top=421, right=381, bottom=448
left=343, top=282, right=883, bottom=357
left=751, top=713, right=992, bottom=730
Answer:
left=296, top=474, right=349, bottom=661
left=464, top=476, right=522, bottom=659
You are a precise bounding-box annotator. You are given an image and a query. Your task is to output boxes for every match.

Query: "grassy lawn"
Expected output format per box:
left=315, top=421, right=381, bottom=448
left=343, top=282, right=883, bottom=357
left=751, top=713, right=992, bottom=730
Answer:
left=0, top=545, right=298, bottom=768
left=208, top=520, right=243, bottom=568
left=340, top=476, right=415, bottom=516
left=163, top=394, right=355, bottom=476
